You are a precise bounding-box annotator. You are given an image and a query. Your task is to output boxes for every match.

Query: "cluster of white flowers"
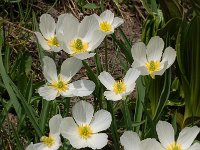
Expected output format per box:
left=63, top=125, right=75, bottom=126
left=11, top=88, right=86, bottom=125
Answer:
left=120, top=121, right=200, bottom=150
left=26, top=9, right=200, bottom=150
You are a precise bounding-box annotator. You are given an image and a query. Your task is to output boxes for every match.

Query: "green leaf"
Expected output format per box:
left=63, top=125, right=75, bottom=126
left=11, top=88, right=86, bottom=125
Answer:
left=82, top=3, right=100, bottom=9
left=153, top=68, right=171, bottom=122
left=134, top=76, right=146, bottom=132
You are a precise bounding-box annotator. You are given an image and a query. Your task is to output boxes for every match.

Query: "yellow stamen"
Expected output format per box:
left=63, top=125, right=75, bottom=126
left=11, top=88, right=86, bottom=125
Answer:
left=69, top=38, right=89, bottom=54
left=40, top=134, right=55, bottom=148
left=51, top=75, right=68, bottom=92
left=47, top=36, right=60, bottom=47
left=145, top=60, right=161, bottom=78
left=113, top=80, right=126, bottom=94
left=166, top=143, right=182, bottom=150
left=78, top=125, right=93, bottom=139
left=99, top=21, right=112, bottom=32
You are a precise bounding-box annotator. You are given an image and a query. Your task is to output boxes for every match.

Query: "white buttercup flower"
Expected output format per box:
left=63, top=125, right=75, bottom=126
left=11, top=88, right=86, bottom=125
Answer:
left=35, top=14, right=63, bottom=52
left=60, top=100, right=112, bottom=149
left=98, top=68, right=140, bottom=101
left=131, top=36, right=176, bottom=78
left=94, top=9, right=124, bottom=34
left=57, top=13, right=105, bottom=60
left=120, top=131, right=163, bottom=150
left=38, top=56, right=95, bottom=100
left=156, top=121, right=200, bottom=150
left=26, top=115, right=62, bottom=150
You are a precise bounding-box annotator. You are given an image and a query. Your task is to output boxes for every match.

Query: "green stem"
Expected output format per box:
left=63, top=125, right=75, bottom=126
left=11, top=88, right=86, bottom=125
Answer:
left=107, top=101, right=120, bottom=150
left=63, top=97, right=70, bottom=117
left=39, top=100, right=50, bottom=134
left=122, top=98, right=132, bottom=130
left=104, top=37, right=109, bottom=71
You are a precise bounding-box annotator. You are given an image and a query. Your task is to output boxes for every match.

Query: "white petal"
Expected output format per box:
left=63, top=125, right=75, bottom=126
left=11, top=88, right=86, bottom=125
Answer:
left=78, top=15, right=99, bottom=41
left=132, top=66, right=149, bottom=75
left=123, top=83, right=136, bottom=95
left=32, top=143, right=44, bottom=150
left=87, top=133, right=108, bottom=149
left=112, top=17, right=124, bottom=28
left=72, top=80, right=95, bottom=97
left=60, top=83, right=75, bottom=97
left=98, top=71, right=115, bottom=91
left=49, top=114, right=62, bottom=135
left=56, top=14, right=67, bottom=35
left=177, top=126, right=200, bottom=149
left=25, top=143, right=36, bottom=150
left=38, top=86, right=58, bottom=101
left=161, top=47, right=176, bottom=68
left=50, top=134, right=61, bottom=150
left=147, top=36, right=164, bottom=61
left=68, top=136, right=87, bottom=149
left=100, top=10, right=114, bottom=23
left=141, top=138, right=164, bottom=150
left=42, top=56, right=58, bottom=83
left=131, top=42, right=147, bottom=67
left=60, top=57, right=82, bottom=81
left=50, top=45, right=62, bottom=52
left=88, top=30, right=105, bottom=51
left=152, top=61, right=168, bottom=76
left=35, top=32, right=50, bottom=51
left=104, top=91, right=122, bottom=101
left=188, top=143, right=200, bottom=150
left=60, top=117, right=78, bottom=139
left=156, top=121, right=175, bottom=148
left=123, top=68, right=140, bottom=90
left=72, top=100, right=94, bottom=125
left=57, top=13, right=79, bottom=45
left=39, top=14, right=56, bottom=39
left=120, top=131, right=140, bottom=150
left=74, top=52, right=96, bottom=60
left=90, top=110, right=112, bottom=133
left=59, top=41, right=73, bottom=55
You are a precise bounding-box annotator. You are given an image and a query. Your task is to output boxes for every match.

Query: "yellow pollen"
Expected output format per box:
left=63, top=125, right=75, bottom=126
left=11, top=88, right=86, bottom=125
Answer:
left=113, top=80, right=126, bottom=94
left=47, top=36, right=60, bottom=47
left=99, top=21, right=112, bottom=32
left=69, top=38, right=89, bottom=54
left=51, top=75, right=68, bottom=92
left=78, top=125, right=93, bottom=139
left=40, top=134, right=55, bottom=148
left=166, top=143, right=182, bottom=150
left=145, top=60, right=161, bottom=78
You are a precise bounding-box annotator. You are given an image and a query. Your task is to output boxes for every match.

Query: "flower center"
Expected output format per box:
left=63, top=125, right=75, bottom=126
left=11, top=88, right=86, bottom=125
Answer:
left=69, top=38, right=89, bottom=54
left=166, top=143, right=182, bottom=150
left=145, top=60, right=161, bottom=78
left=78, top=125, right=93, bottom=139
left=47, top=36, right=60, bottom=47
left=51, top=75, right=68, bottom=92
left=99, top=21, right=112, bottom=32
left=40, top=134, right=55, bottom=148
left=113, top=80, right=126, bottom=94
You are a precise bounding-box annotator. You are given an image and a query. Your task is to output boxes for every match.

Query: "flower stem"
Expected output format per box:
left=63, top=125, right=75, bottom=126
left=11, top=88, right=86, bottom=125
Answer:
left=104, top=37, right=109, bottom=71
left=122, top=98, right=132, bottom=130
left=107, top=101, right=120, bottom=150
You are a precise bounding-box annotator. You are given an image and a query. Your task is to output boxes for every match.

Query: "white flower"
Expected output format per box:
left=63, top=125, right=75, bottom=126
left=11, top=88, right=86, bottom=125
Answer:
left=131, top=36, right=176, bottom=78
left=26, top=115, right=62, bottom=150
left=120, top=131, right=163, bottom=150
left=57, top=13, right=105, bottom=60
left=98, top=68, right=140, bottom=101
left=60, top=100, right=112, bottom=149
left=156, top=121, right=200, bottom=150
left=94, top=10, right=124, bottom=34
left=38, top=56, right=95, bottom=100
left=35, top=14, right=63, bottom=52
left=26, top=143, right=36, bottom=150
